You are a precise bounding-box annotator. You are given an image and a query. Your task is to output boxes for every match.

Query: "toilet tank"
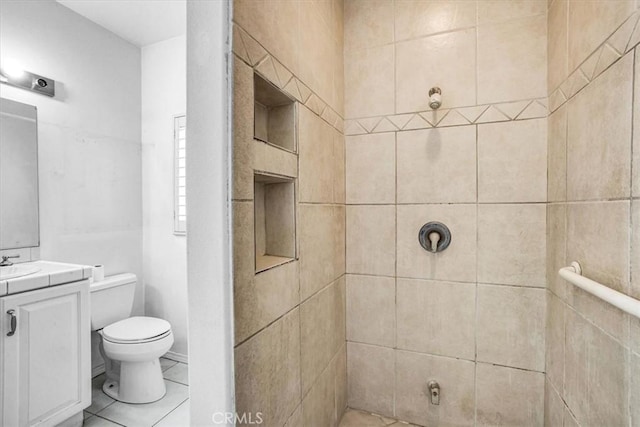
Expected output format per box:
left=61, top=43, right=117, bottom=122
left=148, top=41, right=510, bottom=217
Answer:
left=89, top=273, right=136, bottom=330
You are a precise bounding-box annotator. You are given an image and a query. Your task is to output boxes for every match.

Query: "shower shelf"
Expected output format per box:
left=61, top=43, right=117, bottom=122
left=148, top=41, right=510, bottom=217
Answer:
left=254, top=172, right=296, bottom=274
left=254, top=72, right=296, bottom=153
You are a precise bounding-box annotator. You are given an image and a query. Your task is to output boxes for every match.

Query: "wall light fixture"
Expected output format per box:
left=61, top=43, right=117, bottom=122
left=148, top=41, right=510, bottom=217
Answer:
left=0, top=61, right=55, bottom=97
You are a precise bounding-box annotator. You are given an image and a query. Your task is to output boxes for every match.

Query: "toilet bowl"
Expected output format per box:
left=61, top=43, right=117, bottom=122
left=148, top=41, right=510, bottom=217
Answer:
left=90, top=274, right=174, bottom=404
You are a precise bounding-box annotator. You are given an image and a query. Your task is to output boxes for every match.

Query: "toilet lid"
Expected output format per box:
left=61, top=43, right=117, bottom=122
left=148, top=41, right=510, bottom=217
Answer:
left=103, top=316, right=171, bottom=343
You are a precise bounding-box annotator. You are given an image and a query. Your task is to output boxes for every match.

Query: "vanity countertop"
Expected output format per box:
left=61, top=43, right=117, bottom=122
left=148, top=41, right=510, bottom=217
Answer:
left=0, top=261, right=93, bottom=296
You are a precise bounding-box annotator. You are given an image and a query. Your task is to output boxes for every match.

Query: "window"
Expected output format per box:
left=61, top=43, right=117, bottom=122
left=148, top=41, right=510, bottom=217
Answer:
left=174, top=115, right=186, bottom=235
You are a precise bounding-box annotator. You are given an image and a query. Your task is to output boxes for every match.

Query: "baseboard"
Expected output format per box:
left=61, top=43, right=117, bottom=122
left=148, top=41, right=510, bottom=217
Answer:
left=163, top=351, right=188, bottom=364
left=92, top=363, right=105, bottom=378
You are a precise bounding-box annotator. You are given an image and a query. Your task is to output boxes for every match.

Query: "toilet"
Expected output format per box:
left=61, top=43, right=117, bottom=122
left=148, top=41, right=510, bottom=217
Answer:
left=90, top=273, right=174, bottom=404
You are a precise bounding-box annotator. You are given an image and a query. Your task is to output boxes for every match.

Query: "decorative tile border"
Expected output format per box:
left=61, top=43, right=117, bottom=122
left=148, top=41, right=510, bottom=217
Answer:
left=234, top=9, right=640, bottom=136
left=232, top=23, right=344, bottom=134
left=549, top=10, right=640, bottom=113
left=344, top=98, right=548, bottom=135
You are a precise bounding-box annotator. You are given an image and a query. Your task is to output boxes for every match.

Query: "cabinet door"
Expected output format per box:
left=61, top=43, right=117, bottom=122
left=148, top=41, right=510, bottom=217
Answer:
left=2, top=281, right=91, bottom=427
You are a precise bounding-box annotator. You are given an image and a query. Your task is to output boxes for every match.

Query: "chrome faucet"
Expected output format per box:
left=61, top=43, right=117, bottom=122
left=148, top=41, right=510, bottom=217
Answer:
left=0, top=255, right=20, bottom=267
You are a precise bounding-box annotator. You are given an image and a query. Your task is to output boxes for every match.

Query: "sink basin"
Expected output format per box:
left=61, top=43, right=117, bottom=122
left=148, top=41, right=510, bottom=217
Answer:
left=0, top=265, right=41, bottom=280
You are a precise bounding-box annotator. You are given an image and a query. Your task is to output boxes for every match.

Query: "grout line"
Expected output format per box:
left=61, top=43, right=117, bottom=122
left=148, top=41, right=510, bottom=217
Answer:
left=163, top=377, right=189, bottom=387
left=474, top=116, right=479, bottom=425
left=343, top=197, right=636, bottom=206
left=91, top=414, right=127, bottom=427
left=628, top=46, right=637, bottom=427
left=151, top=397, right=190, bottom=427
left=344, top=271, right=547, bottom=290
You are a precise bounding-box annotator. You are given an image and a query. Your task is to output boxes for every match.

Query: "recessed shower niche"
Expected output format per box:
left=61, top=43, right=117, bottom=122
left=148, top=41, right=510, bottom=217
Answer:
left=254, top=172, right=296, bottom=273
left=254, top=72, right=296, bottom=152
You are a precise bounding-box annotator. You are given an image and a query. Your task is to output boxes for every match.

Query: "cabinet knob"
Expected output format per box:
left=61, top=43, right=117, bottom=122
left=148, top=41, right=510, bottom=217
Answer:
left=7, top=309, right=16, bottom=336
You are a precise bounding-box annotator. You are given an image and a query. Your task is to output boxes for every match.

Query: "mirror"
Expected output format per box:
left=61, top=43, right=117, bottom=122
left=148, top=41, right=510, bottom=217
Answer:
left=0, top=98, right=39, bottom=249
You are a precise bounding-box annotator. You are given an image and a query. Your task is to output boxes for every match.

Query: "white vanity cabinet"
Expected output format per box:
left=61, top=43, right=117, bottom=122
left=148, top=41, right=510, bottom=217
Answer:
left=1, top=276, right=91, bottom=427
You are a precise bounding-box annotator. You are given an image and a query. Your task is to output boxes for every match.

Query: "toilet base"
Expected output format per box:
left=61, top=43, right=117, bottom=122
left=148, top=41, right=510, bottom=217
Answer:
left=103, top=359, right=167, bottom=404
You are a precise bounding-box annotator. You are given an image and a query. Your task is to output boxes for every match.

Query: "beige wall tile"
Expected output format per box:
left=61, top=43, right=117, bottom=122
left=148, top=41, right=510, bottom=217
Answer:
left=478, top=119, right=547, bottom=203
left=344, top=0, right=394, bottom=51
left=347, top=342, right=395, bottom=417
left=564, top=408, right=579, bottom=427
left=631, top=316, right=640, bottom=355
left=301, top=278, right=346, bottom=395
left=477, top=284, right=546, bottom=371
left=235, top=309, right=301, bottom=427
left=632, top=351, right=640, bottom=427
left=547, top=203, right=568, bottom=300
left=395, top=350, right=475, bottom=426
left=397, top=127, right=476, bottom=203
left=547, top=0, right=568, bottom=91
left=396, top=28, right=476, bottom=112
left=236, top=258, right=301, bottom=344
left=567, top=54, right=633, bottom=201
left=345, top=44, right=395, bottom=118
left=233, top=201, right=255, bottom=285
left=300, top=205, right=346, bottom=300
left=234, top=0, right=300, bottom=74
left=567, top=0, right=635, bottom=71
left=477, top=15, right=547, bottom=104
left=333, top=131, right=346, bottom=204
left=346, top=274, right=395, bottom=347
left=478, top=204, right=547, bottom=287
left=476, top=363, right=545, bottom=427
left=397, top=279, right=476, bottom=359
left=633, top=202, right=640, bottom=299
left=547, top=106, right=567, bottom=202
left=302, top=359, right=337, bottom=427
left=284, top=405, right=303, bottom=427
left=334, top=343, right=348, bottom=418
left=299, top=106, right=337, bottom=203
left=544, top=379, right=565, bottom=427
left=346, top=133, right=396, bottom=204
left=568, top=287, right=630, bottom=345
left=546, top=291, right=565, bottom=389
left=346, top=205, right=396, bottom=276
left=563, top=309, right=593, bottom=424
left=634, top=47, right=640, bottom=197
left=564, top=308, right=629, bottom=426
left=333, top=39, right=345, bottom=117
left=299, top=0, right=339, bottom=109
left=233, top=57, right=254, bottom=200
left=477, top=0, right=547, bottom=25
left=566, top=201, right=630, bottom=294
left=397, top=204, right=477, bottom=283
left=394, top=0, right=477, bottom=41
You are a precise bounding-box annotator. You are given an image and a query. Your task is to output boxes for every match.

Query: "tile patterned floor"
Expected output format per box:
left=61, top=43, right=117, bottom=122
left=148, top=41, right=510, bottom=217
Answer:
left=83, top=357, right=189, bottom=427
left=339, top=409, right=419, bottom=427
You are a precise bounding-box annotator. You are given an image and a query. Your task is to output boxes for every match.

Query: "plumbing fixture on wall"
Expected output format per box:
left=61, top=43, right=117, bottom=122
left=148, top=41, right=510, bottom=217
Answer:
left=418, top=221, right=451, bottom=253
left=0, top=61, right=55, bottom=97
left=428, top=381, right=440, bottom=405
left=428, top=87, right=441, bottom=109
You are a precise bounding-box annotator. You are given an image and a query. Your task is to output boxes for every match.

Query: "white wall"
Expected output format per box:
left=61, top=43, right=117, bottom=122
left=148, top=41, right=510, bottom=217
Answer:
left=141, top=35, right=188, bottom=357
left=0, top=0, right=143, bottom=371
left=187, top=0, right=235, bottom=422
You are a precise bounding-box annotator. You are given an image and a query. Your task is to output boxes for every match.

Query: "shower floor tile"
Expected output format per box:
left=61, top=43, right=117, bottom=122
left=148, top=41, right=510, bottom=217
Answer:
left=339, top=408, right=419, bottom=427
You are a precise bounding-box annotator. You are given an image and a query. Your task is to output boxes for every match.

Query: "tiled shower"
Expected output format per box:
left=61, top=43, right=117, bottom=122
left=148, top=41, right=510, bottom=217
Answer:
left=231, top=1, right=640, bottom=426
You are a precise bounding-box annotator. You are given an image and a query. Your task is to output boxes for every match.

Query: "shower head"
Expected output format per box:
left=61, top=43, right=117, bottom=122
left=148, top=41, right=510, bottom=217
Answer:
left=429, top=87, right=442, bottom=109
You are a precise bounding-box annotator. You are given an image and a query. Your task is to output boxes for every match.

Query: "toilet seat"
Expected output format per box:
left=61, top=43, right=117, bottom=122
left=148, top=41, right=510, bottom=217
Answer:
left=103, top=316, right=171, bottom=344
